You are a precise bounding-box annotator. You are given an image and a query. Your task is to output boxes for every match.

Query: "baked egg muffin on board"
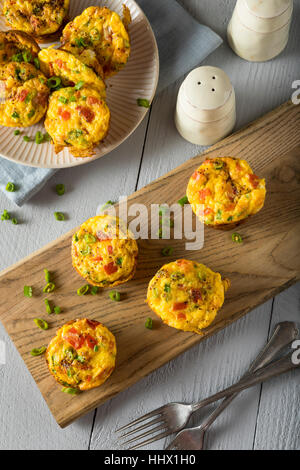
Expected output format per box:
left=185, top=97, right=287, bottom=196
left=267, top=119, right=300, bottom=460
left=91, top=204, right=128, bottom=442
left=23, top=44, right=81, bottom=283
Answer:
left=61, top=5, right=131, bottom=78
left=147, top=259, right=230, bottom=334
left=0, top=30, right=40, bottom=64
left=0, top=62, right=49, bottom=127
left=38, top=48, right=106, bottom=96
left=44, top=85, right=110, bottom=157
left=72, top=215, right=138, bottom=287
left=186, top=157, right=266, bottom=228
left=46, top=318, right=116, bottom=391
left=3, top=0, right=70, bottom=39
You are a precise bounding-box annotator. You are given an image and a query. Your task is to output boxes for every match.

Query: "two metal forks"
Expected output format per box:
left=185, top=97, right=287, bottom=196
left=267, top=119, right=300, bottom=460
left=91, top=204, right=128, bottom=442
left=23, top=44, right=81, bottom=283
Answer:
left=116, top=322, right=299, bottom=450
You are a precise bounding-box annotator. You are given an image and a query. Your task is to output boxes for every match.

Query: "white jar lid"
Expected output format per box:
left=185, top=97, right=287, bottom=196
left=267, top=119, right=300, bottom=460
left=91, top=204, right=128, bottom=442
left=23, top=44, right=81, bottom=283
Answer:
left=178, top=66, right=235, bottom=123
left=237, top=0, right=293, bottom=32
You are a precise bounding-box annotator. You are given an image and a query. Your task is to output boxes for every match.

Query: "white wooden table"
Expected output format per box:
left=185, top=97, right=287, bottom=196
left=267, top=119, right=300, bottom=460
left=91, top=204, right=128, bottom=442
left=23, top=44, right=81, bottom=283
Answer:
left=0, top=0, right=299, bottom=450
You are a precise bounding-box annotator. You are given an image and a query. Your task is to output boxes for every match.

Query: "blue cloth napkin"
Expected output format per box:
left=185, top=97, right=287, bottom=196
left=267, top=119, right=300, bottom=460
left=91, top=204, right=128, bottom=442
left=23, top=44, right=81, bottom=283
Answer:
left=0, top=0, right=222, bottom=207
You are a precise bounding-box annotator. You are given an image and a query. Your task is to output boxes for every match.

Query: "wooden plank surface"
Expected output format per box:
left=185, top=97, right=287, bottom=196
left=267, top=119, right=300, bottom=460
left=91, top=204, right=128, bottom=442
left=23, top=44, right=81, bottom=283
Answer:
left=0, top=100, right=299, bottom=428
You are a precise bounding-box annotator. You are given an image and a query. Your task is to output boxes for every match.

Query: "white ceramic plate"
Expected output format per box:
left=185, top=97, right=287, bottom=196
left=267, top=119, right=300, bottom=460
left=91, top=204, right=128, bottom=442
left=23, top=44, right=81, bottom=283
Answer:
left=0, top=0, right=159, bottom=168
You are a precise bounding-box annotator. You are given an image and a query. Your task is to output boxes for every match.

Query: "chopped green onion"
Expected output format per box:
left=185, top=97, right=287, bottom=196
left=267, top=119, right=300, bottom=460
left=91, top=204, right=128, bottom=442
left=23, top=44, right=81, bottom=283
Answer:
left=6, top=182, right=15, bottom=192
left=23, top=136, right=30, bottom=142
left=27, top=110, right=35, bottom=119
left=54, top=306, right=61, bottom=314
left=227, top=216, right=233, bottom=222
left=61, top=387, right=79, bottom=395
left=43, top=282, right=55, bottom=293
left=30, top=346, right=46, bottom=356
left=164, top=284, right=171, bottom=293
left=55, top=184, right=65, bottom=196
left=33, top=57, right=40, bottom=69
left=11, top=218, right=18, bottom=225
left=75, top=37, right=87, bottom=47
left=99, top=200, right=115, bottom=212
left=84, top=233, right=96, bottom=243
left=24, top=286, right=33, bottom=298
left=58, top=96, right=68, bottom=104
left=1, top=209, right=10, bottom=221
left=75, top=81, right=85, bottom=90
left=137, top=98, right=150, bottom=108
left=43, top=132, right=51, bottom=142
left=22, top=51, right=32, bottom=62
left=161, top=246, right=174, bottom=257
left=232, top=232, right=243, bottom=244
left=93, top=345, right=99, bottom=352
left=44, top=269, right=51, bottom=283
left=44, top=298, right=52, bottom=314
left=77, top=284, right=90, bottom=296
left=47, top=76, right=62, bottom=89
left=54, top=211, right=65, bottom=221
left=145, top=317, right=153, bottom=329
left=91, top=286, right=99, bottom=295
left=11, top=52, right=23, bottom=62
left=178, top=196, right=189, bottom=206
left=34, top=318, right=49, bottom=330
left=80, top=246, right=90, bottom=256
left=35, top=131, right=44, bottom=144
left=116, top=257, right=123, bottom=266
left=11, top=111, right=19, bottom=119
left=14, top=130, right=20, bottom=136
left=74, top=233, right=79, bottom=242
left=109, top=290, right=121, bottom=302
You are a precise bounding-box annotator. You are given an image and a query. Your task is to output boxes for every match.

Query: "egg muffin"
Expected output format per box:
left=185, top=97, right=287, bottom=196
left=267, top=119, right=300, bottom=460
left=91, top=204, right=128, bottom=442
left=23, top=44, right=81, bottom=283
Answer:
left=0, top=30, right=40, bottom=65
left=61, top=6, right=131, bottom=78
left=147, top=259, right=230, bottom=334
left=38, top=48, right=106, bottom=97
left=44, top=85, right=110, bottom=157
left=72, top=215, right=138, bottom=287
left=3, top=0, right=70, bottom=39
left=0, top=62, right=49, bottom=127
left=186, top=157, right=266, bottom=227
left=46, top=318, right=116, bottom=391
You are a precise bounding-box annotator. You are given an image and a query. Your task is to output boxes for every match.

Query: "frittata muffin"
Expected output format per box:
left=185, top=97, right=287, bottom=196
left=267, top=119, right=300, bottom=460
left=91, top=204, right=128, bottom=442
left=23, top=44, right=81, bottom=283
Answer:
left=186, top=157, right=266, bottom=227
left=72, top=215, right=138, bottom=287
left=0, top=62, right=49, bottom=127
left=147, top=259, right=230, bottom=334
left=0, top=30, right=40, bottom=65
left=61, top=6, right=131, bottom=78
left=3, top=0, right=70, bottom=39
left=38, top=48, right=106, bottom=97
left=46, top=318, right=116, bottom=391
left=44, top=85, right=110, bottom=157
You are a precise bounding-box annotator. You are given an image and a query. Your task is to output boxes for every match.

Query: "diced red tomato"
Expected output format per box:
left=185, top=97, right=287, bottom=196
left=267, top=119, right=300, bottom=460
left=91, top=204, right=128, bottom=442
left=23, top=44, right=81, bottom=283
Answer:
left=58, top=107, right=71, bottom=121
left=86, top=375, right=92, bottom=382
left=198, top=188, right=211, bottom=201
left=76, top=106, right=95, bottom=123
left=191, top=288, right=202, bottom=302
left=93, top=255, right=103, bottom=262
left=225, top=203, right=236, bottom=211
left=104, top=262, right=118, bottom=275
left=248, top=173, right=259, bottom=188
left=64, top=328, right=85, bottom=350
left=107, top=245, right=113, bottom=255
left=86, top=319, right=100, bottom=329
left=173, top=302, right=188, bottom=311
left=87, top=96, right=101, bottom=105
left=85, top=334, right=97, bottom=349
left=18, top=89, right=29, bottom=102
left=55, top=59, right=66, bottom=69
left=236, top=162, right=242, bottom=171
left=176, top=313, right=186, bottom=320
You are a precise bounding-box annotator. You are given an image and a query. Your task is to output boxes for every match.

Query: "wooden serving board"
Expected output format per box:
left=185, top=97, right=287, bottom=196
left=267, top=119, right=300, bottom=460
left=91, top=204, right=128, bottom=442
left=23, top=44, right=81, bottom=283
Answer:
left=0, top=101, right=299, bottom=428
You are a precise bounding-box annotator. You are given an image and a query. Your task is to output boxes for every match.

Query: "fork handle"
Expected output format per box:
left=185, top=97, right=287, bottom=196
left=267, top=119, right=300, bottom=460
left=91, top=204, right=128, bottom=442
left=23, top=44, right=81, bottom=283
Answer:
left=192, top=349, right=299, bottom=412
left=195, top=321, right=299, bottom=428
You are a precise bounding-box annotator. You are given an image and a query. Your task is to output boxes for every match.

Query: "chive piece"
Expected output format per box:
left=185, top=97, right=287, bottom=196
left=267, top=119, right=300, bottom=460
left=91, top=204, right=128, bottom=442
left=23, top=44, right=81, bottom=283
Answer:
left=227, top=216, right=233, bottom=222
left=54, top=211, right=65, bottom=221
left=30, top=346, right=46, bottom=356
left=22, top=51, right=32, bottom=62
left=62, top=387, right=79, bottom=395
left=178, top=196, right=189, bottom=206
left=58, top=96, right=68, bottom=104
left=23, top=136, right=30, bottom=142
left=99, top=200, right=115, bottom=212
left=35, top=131, right=44, bottom=144
left=232, top=232, right=243, bottom=244
left=14, top=130, right=20, bottom=136
left=44, top=269, right=51, bottom=283
left=47, top=77, right=62, bottom=89
left=75, top=81, right=84, bottom=90
left=24, top=286, right=33, bottom=298
left=84, top=233, right=96, bottom=244
left=145, top=317, right=153, bottom=329
left=164, top=284, right=171, bottom=293
left=80, top=246, right=90, bottom=256
left=33, top=57, right=40, bottom=69
left=27, top=109, right=35, bottom=119
left=93, top=345, right=99, bottom=352
left=74, top=233, right=79, bottom=242
left=75, top=37, right=87, bottom=47
left=11, top=218, right=18, bottom=225
left=11, top=111, right=19, bottom=119
left=137, top=98, right=150, bottom=108
left=54, top=306, right=61, bottom=314
left=109, top=290, right=121, bottom=302
left=6, top=182, right=15, bottom=192
left=77, top=285, right=90, bottom=296
left=115, top=257, right=122, bottom=266
left=44, top=298, right=52, bottom=314
left=55, top=184, right=65, bottom=196
left=91, top=286, right=99, bottom=295
left=43, top=282, right=55, bottom=293
left=43, top=132, right=51, bottom=142
left=161, top=246, right=174, bottom=257
left=34, top=318, right=49, bottom=330
left=1, top=209, right=10, bottom=221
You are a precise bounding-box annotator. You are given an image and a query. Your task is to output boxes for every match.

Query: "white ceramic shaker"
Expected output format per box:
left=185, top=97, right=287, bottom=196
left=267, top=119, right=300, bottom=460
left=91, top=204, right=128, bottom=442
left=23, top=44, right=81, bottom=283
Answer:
left=227, top=0, right=293, bottom=62
left=175, top=66, right=236, bottom=146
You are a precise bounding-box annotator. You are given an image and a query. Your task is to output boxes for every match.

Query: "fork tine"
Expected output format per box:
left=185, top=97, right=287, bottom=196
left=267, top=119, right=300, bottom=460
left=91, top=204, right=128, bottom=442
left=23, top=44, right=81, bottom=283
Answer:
left=122, top=423, right=167, bottom=446
left=120, top=416, right=163, bottom=439
left=127, top=430, right=171, bottom=450
left=116, top=406, right=164, bottom=432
